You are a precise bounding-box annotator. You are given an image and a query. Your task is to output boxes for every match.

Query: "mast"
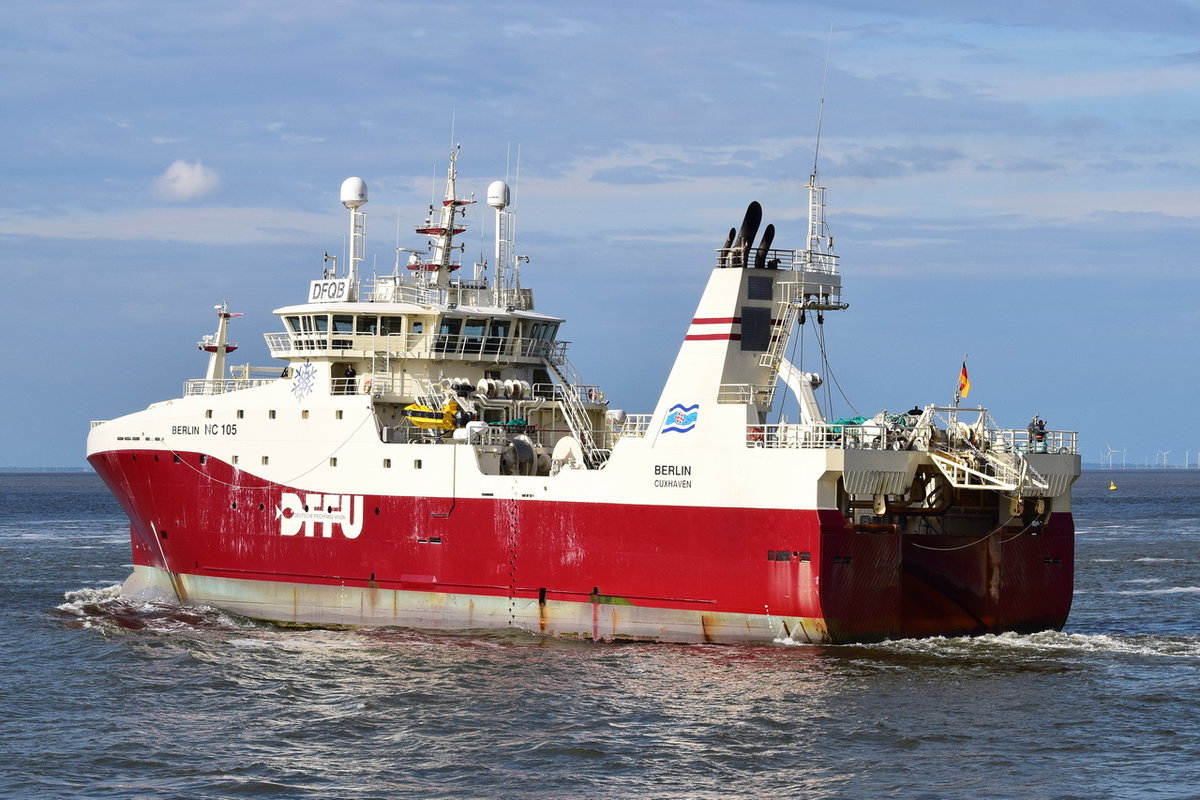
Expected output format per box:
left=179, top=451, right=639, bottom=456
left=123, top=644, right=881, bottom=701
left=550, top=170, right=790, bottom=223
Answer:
left=487, top=178, right=513, bottom=301
left=199, top=301, right=243, bottom=381
left=413, top=145, right=474, bottom=288
left=340, top=177, right=368, bottom=301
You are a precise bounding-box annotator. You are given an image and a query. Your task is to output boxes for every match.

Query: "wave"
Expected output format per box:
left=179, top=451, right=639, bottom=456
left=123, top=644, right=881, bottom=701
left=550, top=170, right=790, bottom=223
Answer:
left=54, top=585, right=259, bottom=634
left=1114, top=585, right=1200, bottom=596
left=864, top=629, right=1200, bottom=659
left=61, top=585, right=1200, bottom=663
left=770, top=629, right=1200, bottom=661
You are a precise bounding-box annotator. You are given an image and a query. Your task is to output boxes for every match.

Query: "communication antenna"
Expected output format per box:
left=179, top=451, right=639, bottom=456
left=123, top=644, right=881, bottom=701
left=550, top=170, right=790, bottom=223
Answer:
left=812, top=25, right=834, bottom=179
left=512, top=144, right=525, bottom=290
left=802, top=27, right=839, bottom=271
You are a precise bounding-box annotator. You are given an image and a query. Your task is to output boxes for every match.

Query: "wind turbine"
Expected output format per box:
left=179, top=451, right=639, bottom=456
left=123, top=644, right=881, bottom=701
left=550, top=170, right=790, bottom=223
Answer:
left=1104, top=444, right=1118, bottom=469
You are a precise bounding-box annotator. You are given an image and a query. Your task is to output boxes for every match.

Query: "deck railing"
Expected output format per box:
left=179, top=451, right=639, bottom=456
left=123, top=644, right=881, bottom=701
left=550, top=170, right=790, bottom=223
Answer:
left=184, top=377, right=276, bottom=396
left=743, top=420, right=1077, bottom=453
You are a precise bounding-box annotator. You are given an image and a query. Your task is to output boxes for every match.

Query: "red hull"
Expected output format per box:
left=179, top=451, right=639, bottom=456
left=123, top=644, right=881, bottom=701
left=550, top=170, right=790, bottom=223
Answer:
left=89, top=448, right=1074, bottom=643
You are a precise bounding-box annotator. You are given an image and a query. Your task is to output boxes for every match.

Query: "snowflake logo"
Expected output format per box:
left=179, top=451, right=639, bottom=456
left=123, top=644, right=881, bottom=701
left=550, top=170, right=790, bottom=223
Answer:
left=291, top=361, right=318, bottom=402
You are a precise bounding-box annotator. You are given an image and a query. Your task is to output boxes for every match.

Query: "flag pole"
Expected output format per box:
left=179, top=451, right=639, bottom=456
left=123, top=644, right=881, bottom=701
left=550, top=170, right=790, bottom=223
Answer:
left=954, top=354, right=969, bottom=409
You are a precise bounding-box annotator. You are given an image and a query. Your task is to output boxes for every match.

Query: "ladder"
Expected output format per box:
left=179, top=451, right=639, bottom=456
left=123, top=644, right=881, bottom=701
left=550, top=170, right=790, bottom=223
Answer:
left=543, top=356, right=605, bottom=468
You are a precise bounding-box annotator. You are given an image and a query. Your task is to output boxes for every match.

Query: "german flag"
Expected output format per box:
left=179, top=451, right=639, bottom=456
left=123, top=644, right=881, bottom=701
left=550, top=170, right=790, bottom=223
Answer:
left=957, top=361, right=970, bottom=398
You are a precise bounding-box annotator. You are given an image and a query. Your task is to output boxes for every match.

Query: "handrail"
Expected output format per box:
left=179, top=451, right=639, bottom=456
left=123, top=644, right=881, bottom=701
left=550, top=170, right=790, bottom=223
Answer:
left=714, top=246, right=841, bottom=273
left=717, top=383, right=775, bottom=405
left=744, top=420, right=1077, bottom=454
left=183, top=378, right=275, bottom=397
left=615, top=414, right=652, bottom=439
left=365, top=279, right=535, bottom=310
left=542, top=358, right=604, bottom=467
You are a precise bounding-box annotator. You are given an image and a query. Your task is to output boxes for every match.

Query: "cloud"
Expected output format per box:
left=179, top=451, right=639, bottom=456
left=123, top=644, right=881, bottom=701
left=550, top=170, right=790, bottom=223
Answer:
left=833, top=145, right=966, bottom=178
left=0, top=207, right=338, bottom=244
left=984, top=65, right=1200, bottom=103
left=152, top=159, right=220, bottom=201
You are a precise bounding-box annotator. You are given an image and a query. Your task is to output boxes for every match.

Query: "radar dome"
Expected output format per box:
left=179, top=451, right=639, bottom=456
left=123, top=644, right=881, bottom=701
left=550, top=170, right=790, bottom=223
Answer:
left=340, top=177, right=368, bottom=208
left=486, top=180, right=510, bottom=210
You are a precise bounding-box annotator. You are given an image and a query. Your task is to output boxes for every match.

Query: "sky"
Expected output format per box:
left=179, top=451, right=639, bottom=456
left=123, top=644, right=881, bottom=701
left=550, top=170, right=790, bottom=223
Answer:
left=4, top=1, right=1200, bottom=468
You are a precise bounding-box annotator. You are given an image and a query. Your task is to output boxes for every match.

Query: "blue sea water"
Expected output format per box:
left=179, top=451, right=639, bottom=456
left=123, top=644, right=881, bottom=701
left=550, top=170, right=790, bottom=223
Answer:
left=2, top=470, right=1199, bottom=799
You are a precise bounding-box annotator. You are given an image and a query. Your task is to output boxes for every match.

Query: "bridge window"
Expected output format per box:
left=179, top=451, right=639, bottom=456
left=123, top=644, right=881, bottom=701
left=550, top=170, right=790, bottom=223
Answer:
left=356, top=315, right=379, bottom=334
left=463, top=319, right=486, bottom=353
left=332, top=315, right=353, bottom=349
left=434, top=318, right=461, bottom=353
left=485, top=319, right=510, bottom=354
left=380, top=316, right=405, bottom=336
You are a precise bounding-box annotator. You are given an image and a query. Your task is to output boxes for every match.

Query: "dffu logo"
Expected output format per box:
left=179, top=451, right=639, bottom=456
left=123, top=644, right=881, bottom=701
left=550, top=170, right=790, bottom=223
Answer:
left=277, top=492, right=364, bottom=539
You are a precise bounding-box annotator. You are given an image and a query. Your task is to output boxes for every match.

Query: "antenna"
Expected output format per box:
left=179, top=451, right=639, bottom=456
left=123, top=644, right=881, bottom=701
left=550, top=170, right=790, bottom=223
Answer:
left=394, top=207, right=402, bottom=273
left=513, top=144, right=523, bottom=289
left=812, top=25, right=834, bottom=178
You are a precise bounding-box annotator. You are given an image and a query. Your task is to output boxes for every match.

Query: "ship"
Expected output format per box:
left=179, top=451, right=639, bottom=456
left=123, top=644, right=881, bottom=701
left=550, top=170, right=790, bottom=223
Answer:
left=87, top=146, right=1080, bottom=644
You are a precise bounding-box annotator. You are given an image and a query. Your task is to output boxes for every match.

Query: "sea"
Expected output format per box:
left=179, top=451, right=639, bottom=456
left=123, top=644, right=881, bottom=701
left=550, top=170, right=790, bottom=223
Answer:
left=2, top=470, right=1198, bottom=800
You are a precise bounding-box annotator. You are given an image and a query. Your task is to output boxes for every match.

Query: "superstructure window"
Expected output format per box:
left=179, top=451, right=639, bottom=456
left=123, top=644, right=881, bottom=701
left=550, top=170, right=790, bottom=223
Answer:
left=298, top=315, right=317, bottom=350
left=332, top=315, right=353, bottom=349
left=485, top=319, right=510, bottom=354
left=380, top=316, right=405, bottom=336
left=462, top=319, right=486, bottom=354
left=356, top=315, right=379, bottom=334
left=530, top=322, right=559, bottom=341
left=434, top=318, right=461, bottom=353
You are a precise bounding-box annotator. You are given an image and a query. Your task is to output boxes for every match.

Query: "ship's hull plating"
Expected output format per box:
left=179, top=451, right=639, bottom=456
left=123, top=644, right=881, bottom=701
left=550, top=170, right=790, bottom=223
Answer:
left=90, top=448, right=1074, bottom=644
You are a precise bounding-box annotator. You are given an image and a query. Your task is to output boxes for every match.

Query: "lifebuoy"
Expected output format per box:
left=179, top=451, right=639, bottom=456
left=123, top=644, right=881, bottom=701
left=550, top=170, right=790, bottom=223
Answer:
left=748, top=426, right=764, bottom=444
left=587, top=388, right=598, bottom=402
left=361, top=379, right=372, bottom=394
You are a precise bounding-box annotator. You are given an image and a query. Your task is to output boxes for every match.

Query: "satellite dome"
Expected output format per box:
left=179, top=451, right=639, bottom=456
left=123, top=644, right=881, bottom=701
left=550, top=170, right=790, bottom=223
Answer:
left=340, top=177, right=367, bottom=208
left=486, top=180, right=510, bottom=210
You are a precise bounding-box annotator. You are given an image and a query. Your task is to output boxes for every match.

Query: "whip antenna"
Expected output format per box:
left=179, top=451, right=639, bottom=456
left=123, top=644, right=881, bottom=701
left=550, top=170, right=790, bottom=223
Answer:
left=812, top=25, right=833, bottom=178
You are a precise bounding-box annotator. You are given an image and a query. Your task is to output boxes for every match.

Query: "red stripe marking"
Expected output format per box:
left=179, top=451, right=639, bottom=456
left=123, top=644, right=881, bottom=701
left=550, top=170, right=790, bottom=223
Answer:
left=684, top=333, right=742, bottom=341
left=691, top=317, right=741, bottom=324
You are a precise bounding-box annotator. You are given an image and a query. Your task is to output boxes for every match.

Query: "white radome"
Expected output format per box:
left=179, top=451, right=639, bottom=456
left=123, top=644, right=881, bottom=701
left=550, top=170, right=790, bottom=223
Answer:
left=340, top=176, right=367, bottom=208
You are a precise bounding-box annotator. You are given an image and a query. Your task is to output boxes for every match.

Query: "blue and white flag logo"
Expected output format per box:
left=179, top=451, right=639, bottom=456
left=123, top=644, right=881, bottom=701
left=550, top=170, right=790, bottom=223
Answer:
left=661, top=403, right=699, bottom=434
